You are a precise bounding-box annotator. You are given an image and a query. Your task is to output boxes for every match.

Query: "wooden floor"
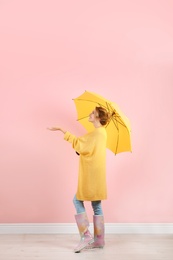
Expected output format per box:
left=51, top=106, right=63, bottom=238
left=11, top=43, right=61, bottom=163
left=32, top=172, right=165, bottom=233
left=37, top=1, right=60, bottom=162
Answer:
left=0, top=234, right=173, bottom=260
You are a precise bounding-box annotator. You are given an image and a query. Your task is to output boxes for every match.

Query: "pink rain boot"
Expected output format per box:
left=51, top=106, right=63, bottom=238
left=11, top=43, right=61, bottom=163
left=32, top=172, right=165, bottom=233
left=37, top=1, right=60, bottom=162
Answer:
left=88, top=215, right=105, bottom=248
left=74, top=212, right=94, bottom=253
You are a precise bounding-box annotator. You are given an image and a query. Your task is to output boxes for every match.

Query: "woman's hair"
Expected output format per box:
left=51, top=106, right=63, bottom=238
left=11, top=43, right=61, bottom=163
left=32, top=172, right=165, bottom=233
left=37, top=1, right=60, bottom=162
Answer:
left=95, top=106, right=111, bottom=126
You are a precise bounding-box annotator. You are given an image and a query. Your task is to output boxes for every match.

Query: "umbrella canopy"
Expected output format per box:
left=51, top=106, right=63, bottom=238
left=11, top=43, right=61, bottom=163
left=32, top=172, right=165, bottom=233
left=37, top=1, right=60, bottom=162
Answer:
left=73, top=91, right=132, bottom=154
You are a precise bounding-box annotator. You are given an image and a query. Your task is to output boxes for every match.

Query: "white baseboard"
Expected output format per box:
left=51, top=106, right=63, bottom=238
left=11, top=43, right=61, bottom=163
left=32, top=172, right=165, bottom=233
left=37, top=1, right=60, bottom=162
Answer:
left=0, top=223, right=173, bottom=234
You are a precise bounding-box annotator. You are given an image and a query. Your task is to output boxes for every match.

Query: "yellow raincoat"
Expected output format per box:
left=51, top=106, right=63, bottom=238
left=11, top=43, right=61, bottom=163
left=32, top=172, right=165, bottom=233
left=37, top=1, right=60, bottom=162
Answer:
left=64, top=127, right=107, bottom=201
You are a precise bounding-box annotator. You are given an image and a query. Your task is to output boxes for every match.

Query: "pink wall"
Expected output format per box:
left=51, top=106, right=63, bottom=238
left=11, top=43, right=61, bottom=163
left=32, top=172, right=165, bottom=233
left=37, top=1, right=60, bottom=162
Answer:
left=0, top=0, right=173, bottom=223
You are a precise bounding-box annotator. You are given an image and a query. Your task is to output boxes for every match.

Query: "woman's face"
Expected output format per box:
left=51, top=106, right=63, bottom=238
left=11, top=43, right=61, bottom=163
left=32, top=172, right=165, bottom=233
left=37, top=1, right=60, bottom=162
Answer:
left=88, top=109, right=99, bottom=123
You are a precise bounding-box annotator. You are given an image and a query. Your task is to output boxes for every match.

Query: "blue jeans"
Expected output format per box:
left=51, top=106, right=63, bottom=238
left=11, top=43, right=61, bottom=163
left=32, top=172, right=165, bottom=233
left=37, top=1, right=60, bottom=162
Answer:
left=73, top=194, right=103, bottom=215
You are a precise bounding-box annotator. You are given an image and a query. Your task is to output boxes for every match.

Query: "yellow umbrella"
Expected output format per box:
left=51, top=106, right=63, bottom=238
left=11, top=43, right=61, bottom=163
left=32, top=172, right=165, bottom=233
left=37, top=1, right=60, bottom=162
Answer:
left=73, top=91, right=132, bottom=154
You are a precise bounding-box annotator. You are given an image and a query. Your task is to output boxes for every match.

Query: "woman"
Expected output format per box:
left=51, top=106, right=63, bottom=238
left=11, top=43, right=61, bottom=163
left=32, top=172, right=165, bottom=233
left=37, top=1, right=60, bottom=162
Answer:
left=48, top=106, right=110, bottom=253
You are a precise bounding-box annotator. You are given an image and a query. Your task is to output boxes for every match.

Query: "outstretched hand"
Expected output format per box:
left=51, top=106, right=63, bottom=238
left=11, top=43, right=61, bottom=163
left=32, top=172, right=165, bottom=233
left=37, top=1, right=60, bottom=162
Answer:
left=47, top=127, right=61, bottom=131
left=47, top=127, right=66, bottom=134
